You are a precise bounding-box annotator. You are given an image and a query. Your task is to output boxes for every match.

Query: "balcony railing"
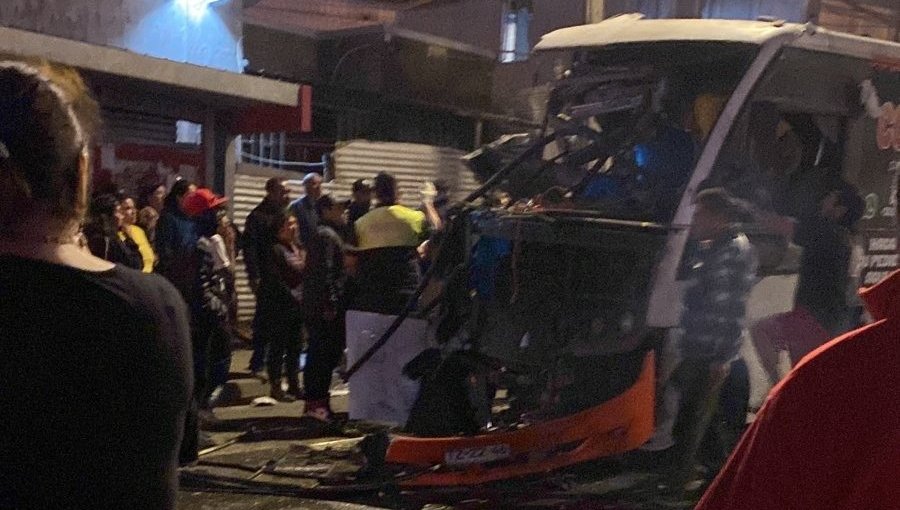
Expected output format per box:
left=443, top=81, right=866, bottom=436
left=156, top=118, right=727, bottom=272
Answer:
left=240, top=133, right=334, bottom=173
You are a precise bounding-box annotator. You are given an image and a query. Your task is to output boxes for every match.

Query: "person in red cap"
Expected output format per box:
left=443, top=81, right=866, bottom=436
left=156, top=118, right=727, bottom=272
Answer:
left=697, top=186, right=900, bottom=509
left=179, top=187, right=233, bottom=461
left=182, top=187, right=229, bottom=217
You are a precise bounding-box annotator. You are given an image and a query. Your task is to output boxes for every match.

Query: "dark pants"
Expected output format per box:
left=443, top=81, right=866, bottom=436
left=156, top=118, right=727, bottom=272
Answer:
left=303, top=313, right=346, bottom=402
left=667, top=357, right=730, bottom=487
left=192, top=312, right=231, bottom=408
left=207, top=323, right=232, bottom=399
left=264, top=306, right=303, bottom=391
left=699, top=358, right=749, bottom=471
left=249, top=310, right=268, bottom=372
left=179, top=398, right=199, bottom=465
left=180, top=312, right=216, bottom=465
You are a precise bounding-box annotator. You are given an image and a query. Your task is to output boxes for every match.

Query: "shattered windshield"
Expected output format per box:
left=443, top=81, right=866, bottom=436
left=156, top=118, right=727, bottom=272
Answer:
left=497, top=42, right=757, bottom=223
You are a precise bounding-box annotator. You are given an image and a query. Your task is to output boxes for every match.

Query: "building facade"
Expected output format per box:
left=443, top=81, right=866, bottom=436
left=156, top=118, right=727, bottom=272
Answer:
left=0, top=0, right=298, bottom=195
left=0, top=0, right=245, bottom=71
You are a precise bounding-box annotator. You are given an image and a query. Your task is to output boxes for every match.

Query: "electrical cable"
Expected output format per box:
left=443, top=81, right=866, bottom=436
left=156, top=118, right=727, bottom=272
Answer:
left=343, top=131, right=566, bottom=383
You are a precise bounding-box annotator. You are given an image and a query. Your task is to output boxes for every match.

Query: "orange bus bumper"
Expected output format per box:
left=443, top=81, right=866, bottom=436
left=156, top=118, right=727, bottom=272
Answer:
left=386, top=351, right=656, bottom=486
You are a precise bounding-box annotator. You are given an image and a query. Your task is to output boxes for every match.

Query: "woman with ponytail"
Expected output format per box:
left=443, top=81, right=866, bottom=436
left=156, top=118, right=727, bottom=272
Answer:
left=0, top=61, right=191, bottom=509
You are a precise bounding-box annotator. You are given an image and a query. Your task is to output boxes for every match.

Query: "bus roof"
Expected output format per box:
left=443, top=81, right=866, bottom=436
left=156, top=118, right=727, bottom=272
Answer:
left=534, top=15, right=805, bottom=51
left=534, top=15, right=900, bottom=62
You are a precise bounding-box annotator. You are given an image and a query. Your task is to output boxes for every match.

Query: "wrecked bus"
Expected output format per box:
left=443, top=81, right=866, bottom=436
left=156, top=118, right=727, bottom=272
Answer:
left=382, top=15, right=900, bottom=486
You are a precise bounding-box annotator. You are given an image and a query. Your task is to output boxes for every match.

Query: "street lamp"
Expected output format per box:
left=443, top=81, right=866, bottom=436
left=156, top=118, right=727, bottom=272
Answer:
left=176, top=0, right=229, bottom=22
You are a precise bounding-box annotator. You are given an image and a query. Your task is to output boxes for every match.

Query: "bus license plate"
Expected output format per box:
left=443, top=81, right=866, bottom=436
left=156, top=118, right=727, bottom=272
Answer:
left=444, top=444, right=511, bottom=466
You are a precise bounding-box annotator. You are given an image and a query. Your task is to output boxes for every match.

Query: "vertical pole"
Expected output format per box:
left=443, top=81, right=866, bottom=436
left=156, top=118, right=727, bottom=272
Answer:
left=585, top=0, right=606, bottom=23
left=895, top=9, right=899, bottom=42
left=224, top=136, right=238, bottom=215
left=202, top=108, right=229, bottom=194
left=805, top=0, right=822, bottom=24
left=474, top=118, right=484, bottom=148
left=214, top=122, right=228, bottom=194
left=203, top=108, right=217, bottom=189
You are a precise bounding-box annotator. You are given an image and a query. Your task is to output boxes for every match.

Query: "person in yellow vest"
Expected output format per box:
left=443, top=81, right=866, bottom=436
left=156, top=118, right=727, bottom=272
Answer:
left=119, top=193, right=157, bottom=272
left=345, top=172, right=442, bottom=425
left=352, top=172, right=440, bottom=314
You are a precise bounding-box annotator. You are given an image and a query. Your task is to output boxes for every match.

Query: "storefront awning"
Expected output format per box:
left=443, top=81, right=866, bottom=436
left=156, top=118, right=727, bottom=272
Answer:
left=231, top=84, right=314, bottom=134
left=0, top=25, right=298, bottom=110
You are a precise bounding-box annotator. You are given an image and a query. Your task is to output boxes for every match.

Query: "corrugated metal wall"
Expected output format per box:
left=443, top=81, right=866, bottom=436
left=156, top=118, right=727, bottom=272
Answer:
left=231, top=140, right=479, bottom=323
left=331, top=139, right=478, bottom=207
left=101, top=108, right=177, bottom=146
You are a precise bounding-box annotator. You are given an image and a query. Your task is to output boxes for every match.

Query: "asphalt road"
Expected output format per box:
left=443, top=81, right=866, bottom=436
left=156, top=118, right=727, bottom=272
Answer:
left=177, top=392, right=705, bottom=510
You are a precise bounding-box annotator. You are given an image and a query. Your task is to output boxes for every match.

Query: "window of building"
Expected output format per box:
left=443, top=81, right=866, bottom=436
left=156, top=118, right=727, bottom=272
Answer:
left=176, top=120, right=203, bottom=145
left=500, top=0, right=532, bottom=63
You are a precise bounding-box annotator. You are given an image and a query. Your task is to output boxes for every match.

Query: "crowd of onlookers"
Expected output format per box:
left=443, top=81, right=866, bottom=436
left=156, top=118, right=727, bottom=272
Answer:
left=77, top=167, right=446, bottom=458
left=74, top=179, right=235, bottom=462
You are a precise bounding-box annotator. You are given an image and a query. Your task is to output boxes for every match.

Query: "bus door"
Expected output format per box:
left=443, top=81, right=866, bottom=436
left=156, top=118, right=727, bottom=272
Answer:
left=697, top=45, right=900, bottom=408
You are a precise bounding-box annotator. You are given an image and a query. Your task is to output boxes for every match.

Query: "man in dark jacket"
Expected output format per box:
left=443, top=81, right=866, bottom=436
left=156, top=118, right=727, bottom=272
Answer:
left=243, top=178, right=290, bottom=374
left=302, top=195, right=351, bottom=421
left=289, top=172, right=323, bottom=248
left=792, top=182, right=863, bottom=337
left=347, top=178, right=372, bottom=227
